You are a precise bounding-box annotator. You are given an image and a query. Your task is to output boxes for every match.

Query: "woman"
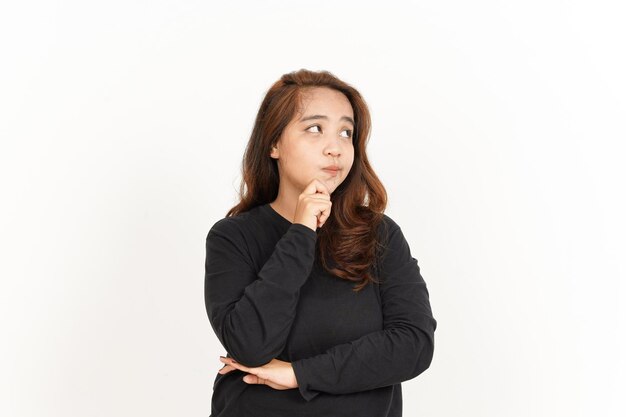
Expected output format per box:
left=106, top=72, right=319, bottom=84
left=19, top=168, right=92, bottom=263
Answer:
left=204, top=69, right=437, bottom=416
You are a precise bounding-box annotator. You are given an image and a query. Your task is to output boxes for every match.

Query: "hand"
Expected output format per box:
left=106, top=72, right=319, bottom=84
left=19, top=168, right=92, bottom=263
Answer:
left=218, top=357, right=299, bottom=390
left=294, top=179, right=332, bottom=231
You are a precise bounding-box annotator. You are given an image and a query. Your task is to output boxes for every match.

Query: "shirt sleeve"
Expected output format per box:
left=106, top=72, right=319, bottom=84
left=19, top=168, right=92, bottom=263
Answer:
left=290, top=217, right=437, bottom=401
left=204, top=218, right=317, bottom=368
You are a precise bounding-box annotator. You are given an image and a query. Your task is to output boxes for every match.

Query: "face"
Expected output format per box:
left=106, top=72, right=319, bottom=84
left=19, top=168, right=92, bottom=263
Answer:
left=270, top=87, right=355, bottom=196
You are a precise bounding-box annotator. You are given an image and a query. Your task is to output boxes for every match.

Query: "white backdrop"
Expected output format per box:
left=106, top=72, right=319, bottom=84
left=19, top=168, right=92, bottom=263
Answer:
left=1, top=1, right=624, bottom=416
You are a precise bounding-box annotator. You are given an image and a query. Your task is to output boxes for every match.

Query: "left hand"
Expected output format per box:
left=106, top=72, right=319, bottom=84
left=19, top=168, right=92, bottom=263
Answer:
left=218, top=356, right=299, bottom=390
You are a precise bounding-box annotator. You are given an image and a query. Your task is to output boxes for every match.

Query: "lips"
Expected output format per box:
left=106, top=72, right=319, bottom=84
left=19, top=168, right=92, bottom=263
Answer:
left=322, top=166, right=340, bottom=176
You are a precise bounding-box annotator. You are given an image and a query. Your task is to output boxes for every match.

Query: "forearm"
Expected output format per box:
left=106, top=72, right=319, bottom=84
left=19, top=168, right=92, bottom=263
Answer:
left=214, top=276, right=305, bottom=366
left=291, top=316, right=436, bottom=400
left=206, top=222, right=317, bottom=367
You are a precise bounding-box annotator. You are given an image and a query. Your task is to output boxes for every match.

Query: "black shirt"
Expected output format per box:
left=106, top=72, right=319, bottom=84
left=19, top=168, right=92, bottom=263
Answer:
left=204, top=203, right=437, bottom=416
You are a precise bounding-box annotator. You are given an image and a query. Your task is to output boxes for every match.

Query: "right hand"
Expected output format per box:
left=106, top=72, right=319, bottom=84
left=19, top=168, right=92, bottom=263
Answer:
left=293, top=179, right=332, bottom=232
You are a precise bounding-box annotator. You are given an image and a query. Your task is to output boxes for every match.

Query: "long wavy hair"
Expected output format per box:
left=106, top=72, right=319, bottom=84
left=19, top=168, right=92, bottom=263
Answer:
left=226, top=68, right=388, bottom=292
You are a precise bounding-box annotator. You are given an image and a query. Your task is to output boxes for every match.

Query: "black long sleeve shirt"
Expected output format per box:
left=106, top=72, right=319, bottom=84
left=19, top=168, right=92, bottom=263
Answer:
left=204, top=203, right=437, bottom=417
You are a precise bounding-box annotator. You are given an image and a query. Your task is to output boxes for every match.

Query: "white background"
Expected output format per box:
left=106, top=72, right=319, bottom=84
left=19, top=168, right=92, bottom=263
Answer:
left=1, top=1, right=624, bottom=416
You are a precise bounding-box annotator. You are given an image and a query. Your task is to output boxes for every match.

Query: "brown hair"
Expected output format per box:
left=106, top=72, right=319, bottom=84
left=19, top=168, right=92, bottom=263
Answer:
left=226, top=68, right=388, bottom=292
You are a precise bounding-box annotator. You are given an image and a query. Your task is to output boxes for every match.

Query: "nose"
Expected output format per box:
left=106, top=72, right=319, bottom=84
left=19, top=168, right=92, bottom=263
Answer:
left=323, top=136, right=341, bottom=157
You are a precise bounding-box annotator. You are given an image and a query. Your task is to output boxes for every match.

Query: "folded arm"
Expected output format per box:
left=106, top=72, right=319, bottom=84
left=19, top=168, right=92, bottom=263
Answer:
left=205, top=219, right=317, bottom=367
left=291, top=218, right=437, bottom=401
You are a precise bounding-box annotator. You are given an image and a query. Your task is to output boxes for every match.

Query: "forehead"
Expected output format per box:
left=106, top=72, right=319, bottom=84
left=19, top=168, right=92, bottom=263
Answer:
left=297, top=87, right=354, bottom=119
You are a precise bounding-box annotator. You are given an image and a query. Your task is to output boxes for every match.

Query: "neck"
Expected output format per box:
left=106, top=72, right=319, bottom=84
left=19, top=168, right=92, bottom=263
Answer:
left=270, top=187, right=299, bottom=224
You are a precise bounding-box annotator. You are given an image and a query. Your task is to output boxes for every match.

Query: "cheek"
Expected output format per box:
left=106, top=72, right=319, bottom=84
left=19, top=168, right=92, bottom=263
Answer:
left=290, top=148, right=316, bottom=166
left=345, top=149, right=355, bottom=167
left=280, top=149, right=313, bottom=175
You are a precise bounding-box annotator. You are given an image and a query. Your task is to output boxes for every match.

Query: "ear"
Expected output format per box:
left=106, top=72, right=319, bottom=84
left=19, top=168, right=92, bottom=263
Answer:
left=270, top=145, right=279, bottom=159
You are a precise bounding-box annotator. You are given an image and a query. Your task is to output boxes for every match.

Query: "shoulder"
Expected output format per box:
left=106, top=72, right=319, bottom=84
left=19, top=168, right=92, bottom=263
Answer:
left=205, top=208, right=260, bottom=253
left=205, top=211, right=261, bottom=268
left=205, top=205, right=271, bottom=250
left=207, top=215, right=243, bottom=241
left=380, top=213, right=401, bottom=231
left=376, top=213, right=406, bottom=247
left=374, top=212, right=416, bottom=275
left=206, top=207, right=260, bottom=240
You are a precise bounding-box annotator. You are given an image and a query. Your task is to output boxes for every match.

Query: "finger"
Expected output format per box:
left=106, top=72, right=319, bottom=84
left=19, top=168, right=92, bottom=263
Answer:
left=219, top=357, right=252, bottom=373
left=217, top=364, right=237, bottom=374
left=243, top=374, right=261, bottom=384
left=303, top=179, right=330, bottom=197
left=313, top=179, right=331, bottom=196
left=317, top=202, right=332, bottom=225
left=309, top=192, right=331, bottom=201
left=320, top=201, right=332, bottom=218
left=243, top=374, right=288, bottom=390
left=317, top=212, right=325, bottom=228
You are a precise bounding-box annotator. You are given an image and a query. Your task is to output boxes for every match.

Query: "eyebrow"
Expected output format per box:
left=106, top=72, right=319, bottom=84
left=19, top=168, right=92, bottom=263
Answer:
left=298, top=114, right=355, bottom=127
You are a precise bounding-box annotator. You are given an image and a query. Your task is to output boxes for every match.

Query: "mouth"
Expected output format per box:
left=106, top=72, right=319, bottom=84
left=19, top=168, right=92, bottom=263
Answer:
left=322, top=168, right=340, bottom=176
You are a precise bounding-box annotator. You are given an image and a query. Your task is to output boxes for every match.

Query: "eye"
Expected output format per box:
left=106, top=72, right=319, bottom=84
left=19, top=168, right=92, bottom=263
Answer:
left=306, top=124, right=353, bottom=140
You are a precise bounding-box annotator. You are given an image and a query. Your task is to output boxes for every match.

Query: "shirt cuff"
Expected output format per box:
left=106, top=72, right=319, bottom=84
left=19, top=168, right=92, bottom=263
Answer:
left=291, top=359, right=320, bottom=401
left=290, top=222, right=318, bottom=241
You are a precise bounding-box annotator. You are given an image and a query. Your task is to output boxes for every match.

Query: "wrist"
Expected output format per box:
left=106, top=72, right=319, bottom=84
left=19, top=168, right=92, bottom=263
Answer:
left=290, top=363, right=299, bottom=388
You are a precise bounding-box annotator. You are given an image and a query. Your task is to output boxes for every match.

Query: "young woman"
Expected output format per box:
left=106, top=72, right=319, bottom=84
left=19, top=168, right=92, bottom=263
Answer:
left=204, top=69, right=437, bottom=416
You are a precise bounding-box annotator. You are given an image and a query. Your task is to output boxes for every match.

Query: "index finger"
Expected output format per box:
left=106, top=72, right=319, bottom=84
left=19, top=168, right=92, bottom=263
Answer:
left=220, top=357, right=253, bottom=373
left=303, top=178, right=331, bottom=197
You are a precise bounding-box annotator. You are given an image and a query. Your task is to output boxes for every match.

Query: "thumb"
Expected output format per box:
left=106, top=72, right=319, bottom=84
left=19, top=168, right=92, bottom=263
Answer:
left=243, top=374, right=264, bottom=384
